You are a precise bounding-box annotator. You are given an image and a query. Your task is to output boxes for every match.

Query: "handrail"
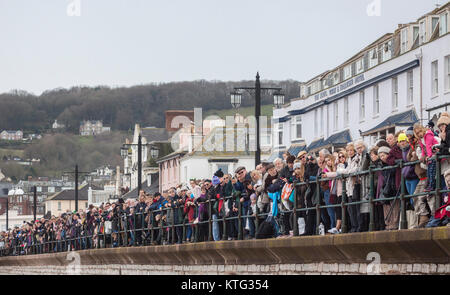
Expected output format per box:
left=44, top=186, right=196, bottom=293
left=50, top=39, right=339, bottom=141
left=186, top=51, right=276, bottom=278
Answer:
left=0, top=154, right=449, bottom=257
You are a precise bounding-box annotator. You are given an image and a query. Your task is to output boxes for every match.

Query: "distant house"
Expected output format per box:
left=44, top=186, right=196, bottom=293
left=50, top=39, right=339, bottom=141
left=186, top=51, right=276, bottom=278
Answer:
left=45, top=184, right=102, bottom=215
left=0, top=130, right=23, bottom=141
left=80, top=120, right=111, bottom=136
left=52, top=120, right=65, bottom=129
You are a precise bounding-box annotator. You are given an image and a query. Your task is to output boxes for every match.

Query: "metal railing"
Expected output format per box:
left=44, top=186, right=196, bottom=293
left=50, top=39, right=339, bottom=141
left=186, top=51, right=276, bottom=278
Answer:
left=0, top=153, right=449, bottom=257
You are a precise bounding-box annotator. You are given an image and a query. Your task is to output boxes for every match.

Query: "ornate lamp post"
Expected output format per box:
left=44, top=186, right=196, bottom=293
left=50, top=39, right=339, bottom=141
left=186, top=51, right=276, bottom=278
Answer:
left=231, top=72, right=285, bottom=165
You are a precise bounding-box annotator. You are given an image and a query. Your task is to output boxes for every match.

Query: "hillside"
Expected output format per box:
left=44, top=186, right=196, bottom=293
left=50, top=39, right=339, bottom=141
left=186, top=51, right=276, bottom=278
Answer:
left=0, top=132, right=129, bottom=181
left=0, top=80, right=299, bottom=134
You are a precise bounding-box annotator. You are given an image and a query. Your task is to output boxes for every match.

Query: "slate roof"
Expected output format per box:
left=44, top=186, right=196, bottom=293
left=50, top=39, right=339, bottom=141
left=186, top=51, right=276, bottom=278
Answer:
left=46, top=184, right=102, bottom=201
left=362, top=110, right=418, bottom=136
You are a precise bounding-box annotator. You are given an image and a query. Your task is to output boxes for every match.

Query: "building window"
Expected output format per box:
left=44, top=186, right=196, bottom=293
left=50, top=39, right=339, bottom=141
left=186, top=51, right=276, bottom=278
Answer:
left=401, top=28, right=408, bottom=54
left=344, top=97, right=349, bottom=127
left=320, top=107, right=324, bottom=137
left=446, top=55, right=450, bottom=91
left=407, top=70, right=414, bottom=105
left=85, top=202, right=88, bottom=209
left=36, top=186, right=42, bottom=192
left=278, top=124, right=283, bottom=146
left=440, top=13, right=448, bottom=36
left=369, top=48, right=378, bottom=68
left=291, top=115, right=302, bottom=139
left=373, top=84, right=380, bottom=116
left=432, top=60, right=439, bottom=96
left=356, top=58, right=364, bottom=74
left=413, top=26, right=419, bottom=41
left=392, top=77, right=398, bottom=110
left=216, top=164, right=229, bottom=175
left=343, top=65, right=352, bottom=80
left=314, top=109, right=318, bottom=137
left=419, top=20, right=426, bottom=44
left=359, top=91, right=365, bottom=121
left=58, top=202, right=61, bottom=211
left=432, top=17, right=440, bottom=33
left=334, top=102, right=339, bottom=131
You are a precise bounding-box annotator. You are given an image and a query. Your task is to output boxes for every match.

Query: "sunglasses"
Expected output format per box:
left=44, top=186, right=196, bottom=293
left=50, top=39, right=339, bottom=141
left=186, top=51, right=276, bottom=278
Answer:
left=339, top=155, right=346, bottom=159
left=307, top=158, right=314, bottom=162
left=299, top=156, right=306, bottom=160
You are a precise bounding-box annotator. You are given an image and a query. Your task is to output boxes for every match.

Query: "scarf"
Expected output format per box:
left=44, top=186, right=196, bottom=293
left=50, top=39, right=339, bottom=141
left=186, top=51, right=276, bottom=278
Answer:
left=268, top=191, right=280, bottom=217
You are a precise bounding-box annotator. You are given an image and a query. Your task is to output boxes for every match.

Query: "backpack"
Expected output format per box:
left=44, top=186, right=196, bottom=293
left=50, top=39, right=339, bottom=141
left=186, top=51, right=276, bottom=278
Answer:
left=256, top=220, right=275, bottom=239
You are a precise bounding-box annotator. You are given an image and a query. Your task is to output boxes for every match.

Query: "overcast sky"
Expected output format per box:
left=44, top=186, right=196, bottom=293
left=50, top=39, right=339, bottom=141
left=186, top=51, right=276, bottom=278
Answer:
left=0, top=0, right=442, bottom=95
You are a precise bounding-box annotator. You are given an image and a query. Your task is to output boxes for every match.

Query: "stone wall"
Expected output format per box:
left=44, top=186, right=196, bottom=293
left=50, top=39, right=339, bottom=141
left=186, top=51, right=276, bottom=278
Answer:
left=0, top=263, right=449, bottom=275
left=0, top=227, right=449, bottom=275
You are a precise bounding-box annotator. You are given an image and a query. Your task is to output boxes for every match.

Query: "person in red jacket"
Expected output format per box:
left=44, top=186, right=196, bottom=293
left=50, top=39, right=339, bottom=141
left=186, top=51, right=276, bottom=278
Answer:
left=184, top=191, right=196, bottom=242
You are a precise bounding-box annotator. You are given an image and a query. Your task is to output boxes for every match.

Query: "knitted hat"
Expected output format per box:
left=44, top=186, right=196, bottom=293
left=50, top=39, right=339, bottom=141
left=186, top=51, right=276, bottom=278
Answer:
left=212, top=176, right=221, bottom=186
left=377, top=146, right=391, bottom=155
left=214, top=168, right=224, bottom=178
left=437, top=112, right=450, bottom=128
left=405, top=126, right=414, bottom=137
left=397, top=133, right=408, bottom=142
left=427, top=120, right=435, bottom=129
left=293, top=162, right=301, bottom=170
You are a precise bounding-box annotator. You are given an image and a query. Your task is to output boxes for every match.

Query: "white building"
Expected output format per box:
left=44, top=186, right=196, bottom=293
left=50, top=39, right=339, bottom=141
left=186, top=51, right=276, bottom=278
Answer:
left=0, top=210, right=42, bottom=232
left=123, top=124, right=169, bottom=192
left=52, top=120, right=65, bottom=129
left=273, top=3, right=450, bottom=154
left=0, top=130, right=23, bottom=141
left=79, top=120, right=111, bottom=136
left=179, top=126, right=271, bottom=185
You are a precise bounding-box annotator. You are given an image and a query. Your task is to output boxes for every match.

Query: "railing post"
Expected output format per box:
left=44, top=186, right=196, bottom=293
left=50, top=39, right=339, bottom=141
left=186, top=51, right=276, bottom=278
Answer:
left=171, top=207, right=175, bottom=244
left=341, top=177, right=348, bottom=234
left=222, top=196, right=228, bottom=241
left=369, top=166, right=375, bottom=232
left=133, top=212, right=137, bottom=246
left=315, top=178, right=321, bottom=235
left=194, top=206, right=199, bottom=243
left=208, top=196, right=213, bottom=242
left=182, top=215, right=186, bottom=243
left=254, top=198, right=259, bottom=237
left=293, top=185, right=299, bottom=236
left=150, top=211, right=154, bottom=245
left=400, top=160, right=408, bottom=230
left=237, top=195, right=243, bottom=240
left=435, top=153, right=442, bottom=211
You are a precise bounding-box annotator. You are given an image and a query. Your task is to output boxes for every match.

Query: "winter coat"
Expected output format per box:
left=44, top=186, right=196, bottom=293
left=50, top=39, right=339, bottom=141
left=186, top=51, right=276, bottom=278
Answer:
left=386, top=144, right=403, bottom=189
left=337, top=154, right=360, bottom=197
left=401, top=145, right=418, bottom=180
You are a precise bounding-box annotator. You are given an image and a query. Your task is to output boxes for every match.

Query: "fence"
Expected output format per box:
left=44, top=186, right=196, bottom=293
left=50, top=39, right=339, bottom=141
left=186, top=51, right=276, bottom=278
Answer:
left=1, top=154, right=449, bottom=257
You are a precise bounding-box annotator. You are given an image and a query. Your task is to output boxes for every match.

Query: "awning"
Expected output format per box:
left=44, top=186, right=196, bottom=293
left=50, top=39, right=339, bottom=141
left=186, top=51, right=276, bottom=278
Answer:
left=287, top=144, right=307, bottom=157
left=361, top=110, right=418, bottom=136
left=266, top=150, right=285, bottom=163
left=325, top=129, right=352, bottom=146
left=307, top=138, right=326, bottom=152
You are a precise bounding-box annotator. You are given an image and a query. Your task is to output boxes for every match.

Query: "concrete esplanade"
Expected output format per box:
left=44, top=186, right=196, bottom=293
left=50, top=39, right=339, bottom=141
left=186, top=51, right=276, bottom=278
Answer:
left=1, top=227, right=449, bottom=275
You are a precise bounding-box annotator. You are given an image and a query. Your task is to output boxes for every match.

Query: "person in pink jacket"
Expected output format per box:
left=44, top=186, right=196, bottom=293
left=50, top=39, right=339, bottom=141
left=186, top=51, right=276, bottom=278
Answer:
left=416, top=125, right=440, bottom=191
left=323, top=150, right=348, bottom=234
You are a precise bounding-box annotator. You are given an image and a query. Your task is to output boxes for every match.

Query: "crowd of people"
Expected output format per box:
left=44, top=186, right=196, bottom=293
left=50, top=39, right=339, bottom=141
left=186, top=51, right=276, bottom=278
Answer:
left=1, top=113, right=450, bottom=256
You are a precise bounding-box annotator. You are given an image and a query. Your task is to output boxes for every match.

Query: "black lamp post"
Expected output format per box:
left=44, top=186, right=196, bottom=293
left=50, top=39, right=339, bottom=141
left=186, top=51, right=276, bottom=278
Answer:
left=231, top=72, right=285, bottom=166
left=33, top=186, right=37, bottom=222
left=121, top=134, right=155, bottom=198
left=5, top=197, right=8, bottom=231
left=63, top=165, right=90, bottom=212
